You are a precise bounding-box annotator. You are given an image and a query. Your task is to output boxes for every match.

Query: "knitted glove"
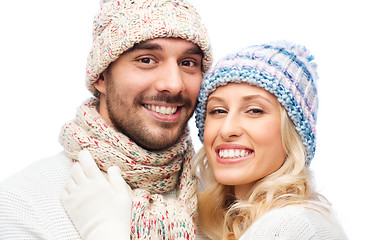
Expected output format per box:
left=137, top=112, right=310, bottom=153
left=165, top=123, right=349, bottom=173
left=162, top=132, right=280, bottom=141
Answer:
left=61, top=149, right=132, bottom=240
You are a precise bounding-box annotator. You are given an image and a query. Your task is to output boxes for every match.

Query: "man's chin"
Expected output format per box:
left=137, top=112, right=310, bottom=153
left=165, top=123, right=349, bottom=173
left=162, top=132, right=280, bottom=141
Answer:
left=126, top=124, right=186, bottom=151
left=135, top=136, right=180, bottom=151
left=149, top=131, right=184, bottom=151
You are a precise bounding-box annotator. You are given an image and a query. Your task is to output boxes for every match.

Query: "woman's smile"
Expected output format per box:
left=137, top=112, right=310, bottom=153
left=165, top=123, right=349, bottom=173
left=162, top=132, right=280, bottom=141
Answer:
left=215, top=144, right=254, bottom=164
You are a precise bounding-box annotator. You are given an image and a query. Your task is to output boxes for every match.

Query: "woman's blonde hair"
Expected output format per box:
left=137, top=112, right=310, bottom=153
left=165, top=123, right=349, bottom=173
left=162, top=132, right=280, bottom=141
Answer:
left=194, top=106, right=330, bottom=240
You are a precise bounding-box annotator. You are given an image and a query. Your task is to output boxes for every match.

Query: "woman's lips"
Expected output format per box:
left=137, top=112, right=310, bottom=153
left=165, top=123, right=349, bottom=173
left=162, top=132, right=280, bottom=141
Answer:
left=215, top=145, right=254, bottom=164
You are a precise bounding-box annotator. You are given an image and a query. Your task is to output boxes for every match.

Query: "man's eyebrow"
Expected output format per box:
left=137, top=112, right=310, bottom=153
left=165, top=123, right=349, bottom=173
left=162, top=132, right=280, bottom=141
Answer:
left=128, top=42, right=163, bottom=52
left=185, top=45, right=203, bottom=55
left=127, top=41, right=203, bottom=56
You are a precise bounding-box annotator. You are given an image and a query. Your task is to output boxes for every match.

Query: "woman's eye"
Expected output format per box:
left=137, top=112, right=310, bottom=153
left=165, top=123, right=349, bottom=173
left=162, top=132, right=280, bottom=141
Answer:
left=209, top=108, right=227, bottom=115
left=248, top=108, right=263, bottom=114
left=139, top=58, right=155, bottom=64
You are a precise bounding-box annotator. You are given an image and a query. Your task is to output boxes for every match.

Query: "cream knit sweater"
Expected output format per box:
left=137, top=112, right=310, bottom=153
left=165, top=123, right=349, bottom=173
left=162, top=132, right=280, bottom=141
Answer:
left=0, top=152, right=208, bottom=240
left=240, top=205, right=348, bottom=240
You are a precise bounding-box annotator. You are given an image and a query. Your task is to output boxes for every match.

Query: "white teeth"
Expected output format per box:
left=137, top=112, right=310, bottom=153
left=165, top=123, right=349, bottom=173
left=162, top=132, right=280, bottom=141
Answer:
left=219, top=149, right=251, bottom=159
left=145, top=104, right=177, bottom=115
left=228, top=149, right=234, bottom=158
left=240, top=149, right=245, bottom=156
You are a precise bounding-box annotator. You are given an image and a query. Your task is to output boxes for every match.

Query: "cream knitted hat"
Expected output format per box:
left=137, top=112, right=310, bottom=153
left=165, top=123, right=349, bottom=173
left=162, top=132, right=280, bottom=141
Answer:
left=86, top=0, right=212, bottom=95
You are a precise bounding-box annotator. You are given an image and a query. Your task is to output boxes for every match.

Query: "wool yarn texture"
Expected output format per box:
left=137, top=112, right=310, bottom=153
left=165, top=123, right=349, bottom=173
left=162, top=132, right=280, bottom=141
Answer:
left=86, top=0, right=212, bottom=95
left=195, top=41, right=319, bottom=164
left=60, top=98, right=198, bottom=239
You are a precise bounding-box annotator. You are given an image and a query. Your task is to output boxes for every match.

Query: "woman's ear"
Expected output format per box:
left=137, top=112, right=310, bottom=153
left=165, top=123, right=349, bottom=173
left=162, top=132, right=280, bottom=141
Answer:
left=94, top=72, right=107, bottom=94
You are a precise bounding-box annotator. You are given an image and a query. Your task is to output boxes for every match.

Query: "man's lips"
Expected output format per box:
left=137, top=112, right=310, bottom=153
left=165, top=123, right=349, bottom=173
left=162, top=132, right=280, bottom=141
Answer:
left=143, top=103, right=182, bottom=122
left=143, top=104, right=178, bottom=115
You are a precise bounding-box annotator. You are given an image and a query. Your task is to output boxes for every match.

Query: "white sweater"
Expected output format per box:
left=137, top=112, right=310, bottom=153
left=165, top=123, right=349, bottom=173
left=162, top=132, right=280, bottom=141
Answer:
left=0, top=152, right=208, bottom=240
left=240, top=205, right=347, bottom=240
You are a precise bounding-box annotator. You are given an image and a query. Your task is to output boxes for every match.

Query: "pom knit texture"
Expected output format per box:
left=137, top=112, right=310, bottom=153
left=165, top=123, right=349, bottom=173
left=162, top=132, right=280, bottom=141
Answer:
left=195, top=41, right=318, bottom=164
left=86, top=0, right=212, bottom=95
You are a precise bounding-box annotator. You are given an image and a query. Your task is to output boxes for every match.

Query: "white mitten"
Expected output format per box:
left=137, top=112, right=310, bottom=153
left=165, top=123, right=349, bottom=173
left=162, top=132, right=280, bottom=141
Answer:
left=61, top=150, right=132, bottom=240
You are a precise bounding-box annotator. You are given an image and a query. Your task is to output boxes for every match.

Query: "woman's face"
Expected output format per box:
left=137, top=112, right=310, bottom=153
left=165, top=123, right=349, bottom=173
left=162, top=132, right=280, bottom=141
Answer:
left=204, top=83, right=286, bottom=199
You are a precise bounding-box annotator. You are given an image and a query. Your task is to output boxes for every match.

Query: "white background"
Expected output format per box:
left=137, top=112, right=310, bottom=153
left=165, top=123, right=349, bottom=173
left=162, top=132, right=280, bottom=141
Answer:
left=1, top=0, right=383, bottom=239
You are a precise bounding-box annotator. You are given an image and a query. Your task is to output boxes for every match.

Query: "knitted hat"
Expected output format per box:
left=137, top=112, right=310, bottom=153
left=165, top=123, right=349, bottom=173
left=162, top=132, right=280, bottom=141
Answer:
left=86, top=0, right=212, bottom=95
left=195, top=41, right=319, bottom=164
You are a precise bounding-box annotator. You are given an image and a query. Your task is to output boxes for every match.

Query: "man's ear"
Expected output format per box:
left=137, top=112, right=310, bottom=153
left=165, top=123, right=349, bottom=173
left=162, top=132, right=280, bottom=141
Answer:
left=94, top=72, right=107, bottom=94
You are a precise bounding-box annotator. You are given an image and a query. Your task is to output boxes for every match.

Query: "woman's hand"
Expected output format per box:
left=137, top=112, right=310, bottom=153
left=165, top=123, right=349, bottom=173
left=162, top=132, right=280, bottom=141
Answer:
left=61, top=149, right=132, bottom=240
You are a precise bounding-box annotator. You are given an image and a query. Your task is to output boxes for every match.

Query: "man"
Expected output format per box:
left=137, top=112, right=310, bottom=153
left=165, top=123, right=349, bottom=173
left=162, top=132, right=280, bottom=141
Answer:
left=0, top=0, right=211, bottom=239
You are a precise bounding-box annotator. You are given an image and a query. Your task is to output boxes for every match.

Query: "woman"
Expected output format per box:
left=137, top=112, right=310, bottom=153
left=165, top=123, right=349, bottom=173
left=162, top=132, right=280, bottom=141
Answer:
left=62, top=41, right=347, bottom=239
left=193, top=41, right=347, bottom=239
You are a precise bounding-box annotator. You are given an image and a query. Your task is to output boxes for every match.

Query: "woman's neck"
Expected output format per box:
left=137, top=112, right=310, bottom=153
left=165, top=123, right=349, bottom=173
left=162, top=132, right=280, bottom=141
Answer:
left=234, top=182, right=254, bottom=200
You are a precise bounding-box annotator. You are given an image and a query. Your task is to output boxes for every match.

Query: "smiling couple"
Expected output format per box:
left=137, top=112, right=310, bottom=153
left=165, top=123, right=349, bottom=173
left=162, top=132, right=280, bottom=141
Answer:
left=0, top=0, right=347, bottom=239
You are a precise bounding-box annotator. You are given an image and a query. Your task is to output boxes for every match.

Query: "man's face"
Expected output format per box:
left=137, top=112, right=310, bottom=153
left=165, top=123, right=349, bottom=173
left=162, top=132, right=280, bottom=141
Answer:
left=95, top=38, right=203, bottom=150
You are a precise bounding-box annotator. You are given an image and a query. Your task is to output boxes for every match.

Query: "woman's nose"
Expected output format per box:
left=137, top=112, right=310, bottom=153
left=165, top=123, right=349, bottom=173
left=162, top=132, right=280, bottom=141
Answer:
left=219, top=114, right=243, bottom=140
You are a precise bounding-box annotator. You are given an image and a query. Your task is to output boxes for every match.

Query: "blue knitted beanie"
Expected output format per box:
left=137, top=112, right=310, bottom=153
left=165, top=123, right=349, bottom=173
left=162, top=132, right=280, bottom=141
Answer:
left=195, top=41, right=318, bottom=164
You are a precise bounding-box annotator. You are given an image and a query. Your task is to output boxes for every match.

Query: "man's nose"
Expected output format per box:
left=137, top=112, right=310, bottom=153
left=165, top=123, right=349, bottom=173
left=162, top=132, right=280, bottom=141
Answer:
left=155, top=62, right=185, bottom=95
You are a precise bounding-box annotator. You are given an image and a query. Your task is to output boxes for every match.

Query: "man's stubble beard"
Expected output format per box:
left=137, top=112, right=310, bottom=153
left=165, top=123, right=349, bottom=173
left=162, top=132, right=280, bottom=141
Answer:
left=105, top=81, right=194, bottom=151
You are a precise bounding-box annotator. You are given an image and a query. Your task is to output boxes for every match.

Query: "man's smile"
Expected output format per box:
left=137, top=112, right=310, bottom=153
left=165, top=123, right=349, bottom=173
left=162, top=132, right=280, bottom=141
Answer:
left=143, top=104, right=178, bottom=115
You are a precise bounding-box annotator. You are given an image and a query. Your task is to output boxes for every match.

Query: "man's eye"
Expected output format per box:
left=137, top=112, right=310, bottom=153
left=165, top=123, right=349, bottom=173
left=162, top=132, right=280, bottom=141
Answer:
left=139, top=58, right=155, bottom=64
left=180, top=60, right=196, bottom=67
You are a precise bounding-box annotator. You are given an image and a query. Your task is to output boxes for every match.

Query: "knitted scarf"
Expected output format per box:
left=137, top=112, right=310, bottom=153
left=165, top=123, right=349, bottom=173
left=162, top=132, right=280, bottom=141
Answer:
left=59, top=98, right=198, bottom=239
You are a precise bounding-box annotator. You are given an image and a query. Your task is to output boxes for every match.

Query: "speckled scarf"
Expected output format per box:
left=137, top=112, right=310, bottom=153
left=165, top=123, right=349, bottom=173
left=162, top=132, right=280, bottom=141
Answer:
left=59, top=97, right=198, bottom=239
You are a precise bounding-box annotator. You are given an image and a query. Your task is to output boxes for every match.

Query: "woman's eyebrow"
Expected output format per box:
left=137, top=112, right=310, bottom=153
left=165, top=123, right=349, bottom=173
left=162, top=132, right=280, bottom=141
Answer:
left=207, top=95, right=225, bottom=103
left=242, top=94, right=274, bottom=104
